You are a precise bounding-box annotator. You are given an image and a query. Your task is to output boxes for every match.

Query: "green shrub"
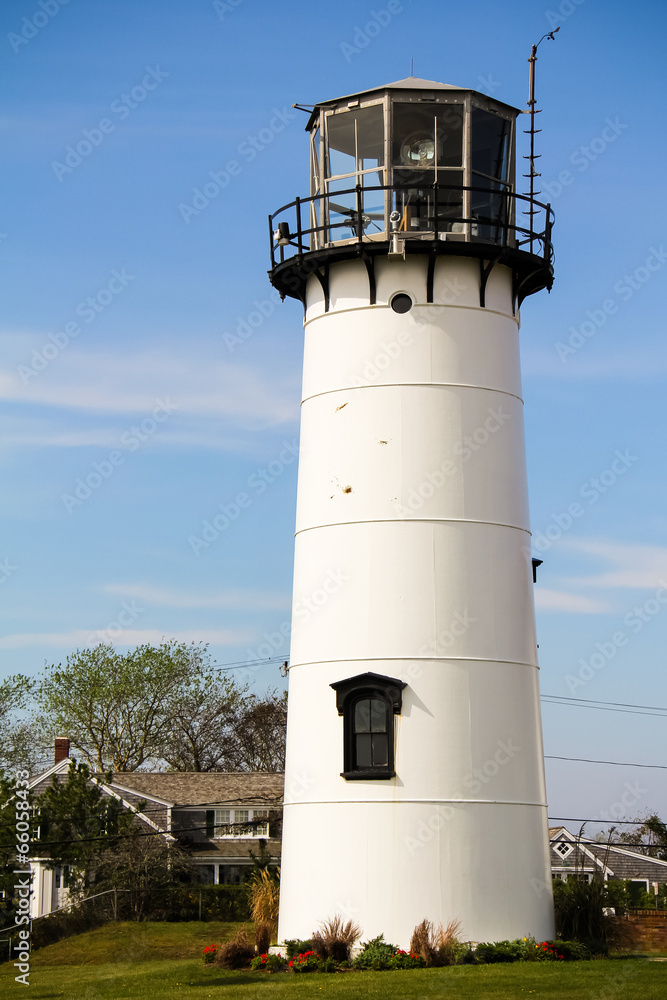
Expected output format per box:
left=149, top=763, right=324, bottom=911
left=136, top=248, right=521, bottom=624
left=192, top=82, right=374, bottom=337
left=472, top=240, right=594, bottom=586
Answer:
left=553, top=875, right=609, bottom=954
left=475, top=939, right=526, bottom=963
left=285, top=938, right=312, bottom=958
left=249, top=952, right=286, bottom=972
left=318, top=956, right=338, bottom=973
left=352, top=934, right=398, bottom=970
left=288, top=949, right=319, bottom=972
left=553, top=939, right=591, bottom=961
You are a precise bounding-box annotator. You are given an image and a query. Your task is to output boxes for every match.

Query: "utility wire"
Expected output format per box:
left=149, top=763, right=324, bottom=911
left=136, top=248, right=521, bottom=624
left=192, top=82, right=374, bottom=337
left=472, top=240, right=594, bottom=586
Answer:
left=545, top=755, right=667, bottom=770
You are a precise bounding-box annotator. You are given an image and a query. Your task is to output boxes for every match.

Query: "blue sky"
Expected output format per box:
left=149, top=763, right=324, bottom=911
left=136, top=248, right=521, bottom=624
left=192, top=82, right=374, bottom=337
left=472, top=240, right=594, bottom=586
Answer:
left=1, top=0, right=666, bottom=829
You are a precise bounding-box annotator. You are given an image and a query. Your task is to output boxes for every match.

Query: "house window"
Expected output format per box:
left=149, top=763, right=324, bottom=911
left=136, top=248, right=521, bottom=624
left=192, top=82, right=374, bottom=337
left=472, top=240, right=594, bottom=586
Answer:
left=207, top=807, right=271, bottom=839
left=219, top=865, right=245, bottom=885
left=555, top=841, right=573, bottom=859
left=330, top=671, right=406, bottom=780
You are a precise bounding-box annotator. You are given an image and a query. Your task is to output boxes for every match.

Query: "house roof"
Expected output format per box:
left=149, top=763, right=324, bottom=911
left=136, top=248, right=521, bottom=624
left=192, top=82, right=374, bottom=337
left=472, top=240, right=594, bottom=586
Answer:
left=550, top=827, right=667, bottom=880
left=107, top=771, right=285, bottom=808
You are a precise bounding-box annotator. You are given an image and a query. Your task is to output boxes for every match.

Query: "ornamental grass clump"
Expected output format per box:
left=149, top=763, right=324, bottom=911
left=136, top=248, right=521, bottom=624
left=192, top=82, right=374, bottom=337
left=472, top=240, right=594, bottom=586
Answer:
left=255, top=921, right=271, bottom=955
left=247, top=869, right=280, bottom=932
left=409, top=918, right=463, bottom=966
left=311, top=915, right=362, bottom=963
left=215, top=928, right=255, bottom=969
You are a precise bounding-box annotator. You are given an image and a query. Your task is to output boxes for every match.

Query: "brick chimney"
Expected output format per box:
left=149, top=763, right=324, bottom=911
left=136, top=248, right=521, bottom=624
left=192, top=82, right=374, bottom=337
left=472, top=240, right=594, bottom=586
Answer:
left=54, top=737, right=70, bottom=764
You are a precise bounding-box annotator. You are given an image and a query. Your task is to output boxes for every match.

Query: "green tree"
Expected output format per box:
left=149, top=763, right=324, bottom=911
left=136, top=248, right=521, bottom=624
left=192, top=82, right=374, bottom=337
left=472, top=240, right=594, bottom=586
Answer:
left=0, top=771, right=37, bottom=927
left=618, top=813, right=667, bottom=860
left=94, top=834, right=194, bottom=920
left=159, top=672, right=248, bottom=772
left=229, top=690, right=287, bottom=772
left=0, top=675, right=40, bottom=774
left=36, top=642, right=217, bottom=771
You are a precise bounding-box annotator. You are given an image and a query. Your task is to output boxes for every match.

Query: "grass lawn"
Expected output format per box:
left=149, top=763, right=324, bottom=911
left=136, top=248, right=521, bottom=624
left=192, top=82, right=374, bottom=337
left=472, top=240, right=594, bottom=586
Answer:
left=1, top=923, right=665, bottom=998
left=1, top=956, right=666, bottom=998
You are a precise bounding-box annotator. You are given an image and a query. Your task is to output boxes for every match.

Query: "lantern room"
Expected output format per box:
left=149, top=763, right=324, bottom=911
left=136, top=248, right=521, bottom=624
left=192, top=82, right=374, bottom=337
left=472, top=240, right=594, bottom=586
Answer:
left=269, top=77, right=554, bottom=306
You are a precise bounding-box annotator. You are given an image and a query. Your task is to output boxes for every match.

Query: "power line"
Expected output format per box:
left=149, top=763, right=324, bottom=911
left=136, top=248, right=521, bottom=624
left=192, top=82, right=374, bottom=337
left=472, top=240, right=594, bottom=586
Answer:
left=542, top=693, right=667, bottom=713
left=542, top=697, right=667, bottom=720
left=545, top=754, right=667, bottom=770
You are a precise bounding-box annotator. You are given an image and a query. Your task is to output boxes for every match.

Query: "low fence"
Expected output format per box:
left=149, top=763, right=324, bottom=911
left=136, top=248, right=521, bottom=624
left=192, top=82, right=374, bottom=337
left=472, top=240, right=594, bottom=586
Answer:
left=0, top=884, right=251, bottom=961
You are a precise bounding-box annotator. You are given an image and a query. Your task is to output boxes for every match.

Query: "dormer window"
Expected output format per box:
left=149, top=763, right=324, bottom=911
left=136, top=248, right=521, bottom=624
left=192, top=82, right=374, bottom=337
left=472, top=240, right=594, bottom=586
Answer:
left=330, top=672, right=406, bottom=780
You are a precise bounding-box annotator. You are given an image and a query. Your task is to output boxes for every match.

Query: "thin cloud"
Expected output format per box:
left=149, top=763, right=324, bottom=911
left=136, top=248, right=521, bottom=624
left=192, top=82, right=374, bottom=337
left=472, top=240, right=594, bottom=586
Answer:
left=0, top=628, right=253, bottom=650
left=559, top=538, right=667, bottom=590
left=103, top=583, right=291, bottom=611
left=0, top=340, right=298, bottom=427
left=534, top=588, right=612, bottom=614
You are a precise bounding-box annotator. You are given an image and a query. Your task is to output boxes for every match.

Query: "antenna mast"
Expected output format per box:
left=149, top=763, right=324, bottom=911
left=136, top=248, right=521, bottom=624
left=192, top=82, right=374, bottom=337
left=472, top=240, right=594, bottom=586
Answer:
left=524, top=28, right=559, bottom=253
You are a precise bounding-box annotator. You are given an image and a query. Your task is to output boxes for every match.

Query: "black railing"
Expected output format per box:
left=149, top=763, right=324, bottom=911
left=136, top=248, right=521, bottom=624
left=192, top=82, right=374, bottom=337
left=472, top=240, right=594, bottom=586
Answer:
left=269, top=181, right=554, bottom=272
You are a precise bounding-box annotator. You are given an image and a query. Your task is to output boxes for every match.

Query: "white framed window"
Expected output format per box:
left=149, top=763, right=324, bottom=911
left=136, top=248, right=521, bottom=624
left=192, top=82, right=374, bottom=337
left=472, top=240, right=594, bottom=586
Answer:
left=213, top=807, right=270, bottom=838
left=554, top=841, right=573, bottom=859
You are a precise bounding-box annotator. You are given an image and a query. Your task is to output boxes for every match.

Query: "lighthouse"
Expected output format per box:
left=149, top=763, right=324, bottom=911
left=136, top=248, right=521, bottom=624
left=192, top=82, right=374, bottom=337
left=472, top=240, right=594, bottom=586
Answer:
left=269, top=77, right=555, bottom=947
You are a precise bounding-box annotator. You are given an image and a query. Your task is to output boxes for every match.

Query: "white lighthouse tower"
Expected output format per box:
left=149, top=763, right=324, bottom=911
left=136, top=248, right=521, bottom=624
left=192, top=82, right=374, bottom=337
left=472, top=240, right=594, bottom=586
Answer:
left=269, top=77, right=555, bottom=947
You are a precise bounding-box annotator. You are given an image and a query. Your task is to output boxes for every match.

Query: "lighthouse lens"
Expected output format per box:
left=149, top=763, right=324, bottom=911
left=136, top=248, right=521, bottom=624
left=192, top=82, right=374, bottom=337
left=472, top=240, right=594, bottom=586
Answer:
left=403, top=134, right=436, bottom=166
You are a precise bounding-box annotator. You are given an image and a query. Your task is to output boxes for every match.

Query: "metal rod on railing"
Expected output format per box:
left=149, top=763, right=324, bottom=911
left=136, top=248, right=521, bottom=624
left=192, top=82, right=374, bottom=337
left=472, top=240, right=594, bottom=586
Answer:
left=294, top=197, right=302, bottom=253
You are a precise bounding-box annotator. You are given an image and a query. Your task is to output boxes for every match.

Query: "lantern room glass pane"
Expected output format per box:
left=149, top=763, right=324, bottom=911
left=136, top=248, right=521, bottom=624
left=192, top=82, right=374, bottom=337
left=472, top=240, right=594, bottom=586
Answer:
left=392, top=104, right=463, bottom=170
left=326, top=177, right=385, bottom=240
left=392, top=169, right=464, bottom=232
left=326, top=105, right=384, bottom=179
left=472, top=108, right=511, bottom=183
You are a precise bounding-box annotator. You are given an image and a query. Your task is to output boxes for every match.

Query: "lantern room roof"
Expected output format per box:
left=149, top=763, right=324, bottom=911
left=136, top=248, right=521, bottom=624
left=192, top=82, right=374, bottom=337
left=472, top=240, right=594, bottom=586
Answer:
left=304, top=77, right=522, bottom=129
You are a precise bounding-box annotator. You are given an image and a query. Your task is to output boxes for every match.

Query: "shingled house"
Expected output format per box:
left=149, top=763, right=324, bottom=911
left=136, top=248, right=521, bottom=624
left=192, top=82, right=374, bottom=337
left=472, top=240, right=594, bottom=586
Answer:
left=27, top=740, right=283, bottom=919
left=550, top=826, right=667, bottom=898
